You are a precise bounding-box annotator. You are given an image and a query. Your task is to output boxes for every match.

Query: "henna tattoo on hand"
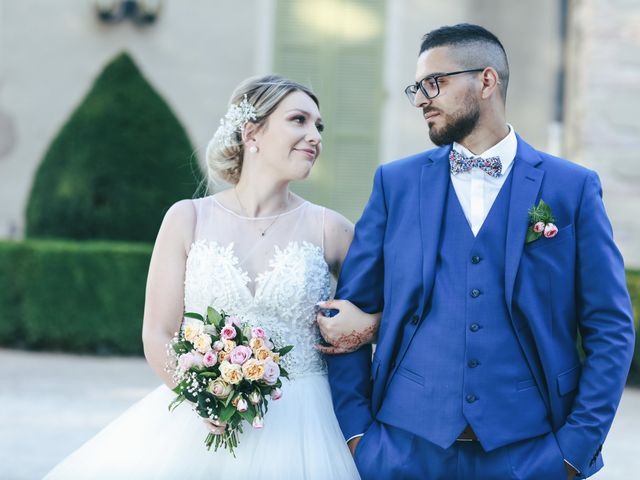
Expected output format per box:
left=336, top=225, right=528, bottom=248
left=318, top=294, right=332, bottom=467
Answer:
left=318, top=324, right=378, bottom=354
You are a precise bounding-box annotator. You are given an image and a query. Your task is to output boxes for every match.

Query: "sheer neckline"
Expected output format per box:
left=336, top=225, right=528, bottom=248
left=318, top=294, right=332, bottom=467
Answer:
left=212, top=196, right=308, bottom=220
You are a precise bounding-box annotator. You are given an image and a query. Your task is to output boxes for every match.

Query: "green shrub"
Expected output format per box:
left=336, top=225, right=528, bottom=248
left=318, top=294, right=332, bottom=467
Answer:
left=626, top=269, right=640, bottom=385
left=25, top=52, right=201, bottom=242
left=0, top=239, right=151, bottom=355
left=0, top=240, right=638, bottom=373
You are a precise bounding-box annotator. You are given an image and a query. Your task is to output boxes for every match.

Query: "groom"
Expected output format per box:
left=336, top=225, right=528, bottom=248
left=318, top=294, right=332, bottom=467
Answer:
left=326, top=24, right=635, bottom=479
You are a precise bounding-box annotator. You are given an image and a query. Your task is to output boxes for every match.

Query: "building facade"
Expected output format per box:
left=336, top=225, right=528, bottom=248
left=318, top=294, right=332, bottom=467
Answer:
left=1, top=0, right=637, bottom=265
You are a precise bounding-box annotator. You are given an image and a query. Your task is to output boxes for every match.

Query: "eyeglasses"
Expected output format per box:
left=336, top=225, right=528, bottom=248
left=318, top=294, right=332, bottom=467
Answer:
left=404, top=68, right=485, bottom=104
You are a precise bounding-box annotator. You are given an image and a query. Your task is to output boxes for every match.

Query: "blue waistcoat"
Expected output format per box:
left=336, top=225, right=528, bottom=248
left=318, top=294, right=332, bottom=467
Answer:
left=377, top=173, right=551, bottom=451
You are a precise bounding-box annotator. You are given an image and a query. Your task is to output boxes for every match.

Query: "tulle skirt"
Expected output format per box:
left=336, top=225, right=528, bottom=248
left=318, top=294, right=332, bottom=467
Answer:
left=44, top=373, right=360, bottom=479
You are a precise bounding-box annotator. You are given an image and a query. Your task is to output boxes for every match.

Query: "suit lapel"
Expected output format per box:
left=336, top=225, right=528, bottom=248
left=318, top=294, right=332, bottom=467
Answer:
left=418, top=147, right=451, bottom=317
left=504, top=136, right=545, bottom=317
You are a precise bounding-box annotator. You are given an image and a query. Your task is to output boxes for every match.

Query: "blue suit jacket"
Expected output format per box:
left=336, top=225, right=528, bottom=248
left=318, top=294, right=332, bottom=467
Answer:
left=326, top=135, right=635, bottom=477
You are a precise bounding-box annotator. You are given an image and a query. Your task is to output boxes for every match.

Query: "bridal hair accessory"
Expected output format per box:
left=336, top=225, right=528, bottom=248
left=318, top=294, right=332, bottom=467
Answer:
left=526, top=199, right=558, bottom=244
left=212, top=94, right=258, bottom=148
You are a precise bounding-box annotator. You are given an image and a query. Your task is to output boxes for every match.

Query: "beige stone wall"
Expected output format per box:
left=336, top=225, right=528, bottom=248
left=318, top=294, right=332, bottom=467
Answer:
left=564, top=0, right=640, bottom=267
left=0, top=0, right=271, bottom=238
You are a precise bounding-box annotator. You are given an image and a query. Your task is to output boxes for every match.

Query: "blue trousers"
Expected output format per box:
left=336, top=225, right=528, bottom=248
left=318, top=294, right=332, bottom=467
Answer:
left=354, top=421, right=568, bottom=480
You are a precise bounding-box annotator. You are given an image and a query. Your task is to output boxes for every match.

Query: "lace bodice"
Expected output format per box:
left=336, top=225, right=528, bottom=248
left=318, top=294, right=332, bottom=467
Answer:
left=183, top=196, right=331, bottom=377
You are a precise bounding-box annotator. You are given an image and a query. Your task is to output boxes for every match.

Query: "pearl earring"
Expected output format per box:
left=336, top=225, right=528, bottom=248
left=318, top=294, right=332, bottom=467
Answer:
left=249, top=145, right=258, bottom=154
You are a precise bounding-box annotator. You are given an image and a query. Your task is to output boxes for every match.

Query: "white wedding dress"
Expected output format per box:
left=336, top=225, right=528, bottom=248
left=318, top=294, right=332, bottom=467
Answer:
left=45, top=196, right=360, bottom=480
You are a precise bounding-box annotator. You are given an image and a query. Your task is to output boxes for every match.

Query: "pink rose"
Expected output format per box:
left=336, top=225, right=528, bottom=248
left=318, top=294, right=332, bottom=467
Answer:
left=252, top=416, right=264, bottom=429
left=226, top=316, right=242, bottom=327
left=251, top=327, right=266, bottom=338
left=262, top=359, right=280, bottom=385
left=533, top=221, right=545, bottom=233
left=544, top=223, right=558, bottom=238
left=213, top=340, right=225, bottom=351
left=192, top=352, right=204, bottom=367
left=236, top=398, right=248, bottom=412
left=178, top=352, right=196, bottom=371
left=229, top=345, right=253, bottom=365
left=221, top=325, right=237, bottom=340
left=270, top=387, right=282, bottom=401
left=203, top=351, right=217, bottom=367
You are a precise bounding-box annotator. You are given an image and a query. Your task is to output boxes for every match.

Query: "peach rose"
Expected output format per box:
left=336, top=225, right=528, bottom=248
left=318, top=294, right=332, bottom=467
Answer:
left=255, top=348, right=271, bottom=362
left=249, top=337, right=265, bottom=351
left=194, top=334, right=213, bottom=354
left=220, top=361, right=243, bottom=385
left=241, top=359, right=266, bottom=381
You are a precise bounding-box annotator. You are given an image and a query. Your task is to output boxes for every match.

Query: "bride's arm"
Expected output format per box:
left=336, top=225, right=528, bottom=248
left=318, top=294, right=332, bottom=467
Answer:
left=318, top=209, right=381, bottom=354
left=142, top=200, right=195, bottom=389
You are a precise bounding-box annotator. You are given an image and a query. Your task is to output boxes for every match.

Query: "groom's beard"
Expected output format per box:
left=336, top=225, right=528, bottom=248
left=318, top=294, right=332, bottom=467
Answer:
left=427, top=95, right=480, bottom=146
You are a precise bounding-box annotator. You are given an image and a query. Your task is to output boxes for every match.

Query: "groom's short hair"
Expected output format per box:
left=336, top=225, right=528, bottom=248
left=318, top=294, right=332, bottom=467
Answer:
left=420, top=23, right=509, bottom=102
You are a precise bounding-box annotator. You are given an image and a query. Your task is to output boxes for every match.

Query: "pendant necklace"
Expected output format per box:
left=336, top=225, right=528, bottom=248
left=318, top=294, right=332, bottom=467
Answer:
left=234, top=188, right=289, bottom=237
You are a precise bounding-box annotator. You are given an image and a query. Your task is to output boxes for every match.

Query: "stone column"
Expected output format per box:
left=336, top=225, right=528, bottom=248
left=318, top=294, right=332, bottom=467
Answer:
left=564, top=0, right=640, bottom=267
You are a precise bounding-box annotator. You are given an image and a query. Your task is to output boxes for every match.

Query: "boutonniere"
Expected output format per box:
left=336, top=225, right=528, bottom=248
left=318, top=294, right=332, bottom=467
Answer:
left=526, top=199, right=558, bottom=244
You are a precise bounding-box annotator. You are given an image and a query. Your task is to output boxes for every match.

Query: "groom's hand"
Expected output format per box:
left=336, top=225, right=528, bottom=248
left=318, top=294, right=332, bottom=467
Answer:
left=347, top=436, right=362, bottom=458
left=565, top=461, right=577, bottom=479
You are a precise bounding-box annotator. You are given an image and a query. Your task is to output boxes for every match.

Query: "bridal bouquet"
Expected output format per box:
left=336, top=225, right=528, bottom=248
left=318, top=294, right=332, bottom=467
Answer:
left=167, top=307, right=292, bottom=456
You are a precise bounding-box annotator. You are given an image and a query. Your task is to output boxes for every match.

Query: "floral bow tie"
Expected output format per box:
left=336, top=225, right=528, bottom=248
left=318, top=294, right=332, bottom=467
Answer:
left=449, top=150, right=503, bottom=178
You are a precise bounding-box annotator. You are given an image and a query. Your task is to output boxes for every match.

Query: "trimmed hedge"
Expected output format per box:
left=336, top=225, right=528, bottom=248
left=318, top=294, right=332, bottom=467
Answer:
left=626, top=269, right=640, bottom=385
left=25, top=52, right=201, bottom=242
left=0, top=240, right=638, bottom=382
left=0, top=239, right=151, bottom=355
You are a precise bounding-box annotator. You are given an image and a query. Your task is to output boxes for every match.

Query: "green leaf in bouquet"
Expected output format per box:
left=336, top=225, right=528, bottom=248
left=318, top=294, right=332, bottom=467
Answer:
left=196, top=391, right=217, bottom=417
left=279, top=366, right=289, bottom=379
left=172, top=380, right=190, bottom=396
left=218, top=403, right=237, bottom=423
left=172, top=340, right=192, bottom=354
left=234, top=325, right=246, bottom=344
left=207, top=307, right=223, bottom=327
left=276, top=345, right=294, bottom=356
left=182, top=388, right=198, bottom=404
left=168, top=394, right=186, bottom=412
left=197, top=371, right=219, bottom=379
left=184, top=312, right=204, bottom=321
left=239, top=404, right=256, bottom=424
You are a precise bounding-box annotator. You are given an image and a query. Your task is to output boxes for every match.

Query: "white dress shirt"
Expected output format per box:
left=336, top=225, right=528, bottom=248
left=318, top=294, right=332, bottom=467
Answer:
left=450, top=125, right=517, bottom=236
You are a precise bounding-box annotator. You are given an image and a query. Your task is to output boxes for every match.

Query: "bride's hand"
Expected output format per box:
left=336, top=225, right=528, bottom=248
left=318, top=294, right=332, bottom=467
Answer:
left=315, top=299, right=381, bottom=355
left=202, top=417, right=227, bottom=435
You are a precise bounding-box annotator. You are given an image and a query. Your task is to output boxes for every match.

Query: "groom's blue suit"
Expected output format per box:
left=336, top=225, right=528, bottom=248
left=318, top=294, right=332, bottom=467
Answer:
left=326, top=135, right=635, bottom=479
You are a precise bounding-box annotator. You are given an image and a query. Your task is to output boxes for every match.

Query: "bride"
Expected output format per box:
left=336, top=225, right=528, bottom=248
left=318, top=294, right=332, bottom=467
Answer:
left=44, top=75, right=379, bottom=479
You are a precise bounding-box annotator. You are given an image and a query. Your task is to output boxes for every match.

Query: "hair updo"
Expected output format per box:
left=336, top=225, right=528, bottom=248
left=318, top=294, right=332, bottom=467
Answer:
left=205, top=75, right=319, bottom=185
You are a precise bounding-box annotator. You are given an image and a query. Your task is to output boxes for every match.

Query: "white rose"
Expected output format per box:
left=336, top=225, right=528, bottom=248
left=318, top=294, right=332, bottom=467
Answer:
left=183, top=319, right=205, bottom=342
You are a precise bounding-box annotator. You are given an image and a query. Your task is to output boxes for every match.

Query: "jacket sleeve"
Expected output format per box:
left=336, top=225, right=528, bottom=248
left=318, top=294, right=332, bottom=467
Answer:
left=555, top=171, right=635, bottom=475
left=325, top=165, right=388, bottom=441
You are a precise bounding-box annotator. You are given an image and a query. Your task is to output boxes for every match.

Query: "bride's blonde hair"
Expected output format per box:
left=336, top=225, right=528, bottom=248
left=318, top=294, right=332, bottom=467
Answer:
left=205, top=75, right=319, bottom=185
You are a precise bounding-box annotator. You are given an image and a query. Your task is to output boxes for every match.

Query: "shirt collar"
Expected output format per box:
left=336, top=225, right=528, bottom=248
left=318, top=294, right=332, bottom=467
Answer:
left=452, top=124, right=517, bottom=175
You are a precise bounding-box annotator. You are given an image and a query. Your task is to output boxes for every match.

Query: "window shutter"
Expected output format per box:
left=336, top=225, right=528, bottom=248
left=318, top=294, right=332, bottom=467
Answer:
left=274, top=0, right=385, bottom=222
